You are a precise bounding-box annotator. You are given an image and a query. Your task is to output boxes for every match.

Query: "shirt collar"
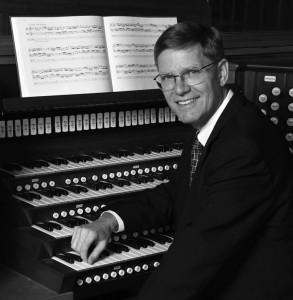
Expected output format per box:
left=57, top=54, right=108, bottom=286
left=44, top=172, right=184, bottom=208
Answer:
left=197, top=89, right=234, bottom=146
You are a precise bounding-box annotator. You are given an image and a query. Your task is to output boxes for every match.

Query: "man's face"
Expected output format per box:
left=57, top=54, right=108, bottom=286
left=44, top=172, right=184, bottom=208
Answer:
left=157, top=45, right=228, bottom=130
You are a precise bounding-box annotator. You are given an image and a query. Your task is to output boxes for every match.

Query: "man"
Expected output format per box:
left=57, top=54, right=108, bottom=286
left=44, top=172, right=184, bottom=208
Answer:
left=71, top=22, right=293, bottom=300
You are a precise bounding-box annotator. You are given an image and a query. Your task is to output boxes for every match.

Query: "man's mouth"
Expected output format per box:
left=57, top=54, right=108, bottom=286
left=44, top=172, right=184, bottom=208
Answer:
left=177, top=97, right=198, bottom=105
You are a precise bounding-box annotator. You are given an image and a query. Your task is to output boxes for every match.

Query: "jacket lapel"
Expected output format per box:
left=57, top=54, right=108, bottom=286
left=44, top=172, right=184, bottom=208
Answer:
left=177, top=93, right=246, bottom=230
left=196, top=93, right=246, bottom=172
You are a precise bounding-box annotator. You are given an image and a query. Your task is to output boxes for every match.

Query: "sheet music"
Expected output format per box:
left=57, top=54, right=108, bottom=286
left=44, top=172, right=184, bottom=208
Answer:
left=103, top=16, right=177, bottom=92
left=11, top=16, right=112, bottom=97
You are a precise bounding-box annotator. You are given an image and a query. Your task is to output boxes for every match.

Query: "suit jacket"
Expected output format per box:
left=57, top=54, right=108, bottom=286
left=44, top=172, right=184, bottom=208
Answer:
left=110, top=92, right=293, bottom=300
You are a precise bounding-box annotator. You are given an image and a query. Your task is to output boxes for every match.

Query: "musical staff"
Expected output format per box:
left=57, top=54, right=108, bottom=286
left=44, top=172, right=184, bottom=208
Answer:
left=115, top=63, right=157, bottom=78
left=112, top=43, right=154, bottom=57
left=109, top=22, right=173, bottom=35
left=25, top=24, right=103, bottom=38
left=31, top=65, right=110, bottom=83
left=28, top=44, right=106, bottom=62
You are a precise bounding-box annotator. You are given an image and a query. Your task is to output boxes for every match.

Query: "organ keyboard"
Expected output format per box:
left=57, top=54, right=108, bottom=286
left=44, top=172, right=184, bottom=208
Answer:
left=0, top=89, right=191, bottom=299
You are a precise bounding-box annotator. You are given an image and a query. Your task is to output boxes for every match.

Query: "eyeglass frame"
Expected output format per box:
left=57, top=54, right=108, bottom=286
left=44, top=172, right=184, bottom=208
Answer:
left=153, top=61, right=219, bottom=91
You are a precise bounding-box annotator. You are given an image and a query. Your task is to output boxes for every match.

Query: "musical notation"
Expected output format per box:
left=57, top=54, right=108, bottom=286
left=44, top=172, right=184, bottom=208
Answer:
left=112, top=43, right=154, bottom=56
left=115, top=63, right=157, bottom=78
left=109, top=22, right=173, bottom=34
left=25, top=24, right=103, bottom=38
left=31, top=65, right=109, bottom=82
left=28, top=45, right=106, bottom=62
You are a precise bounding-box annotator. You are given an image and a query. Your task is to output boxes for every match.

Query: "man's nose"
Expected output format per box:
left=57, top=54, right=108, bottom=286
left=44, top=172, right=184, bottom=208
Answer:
left=174, top=76, right=190, bottom=94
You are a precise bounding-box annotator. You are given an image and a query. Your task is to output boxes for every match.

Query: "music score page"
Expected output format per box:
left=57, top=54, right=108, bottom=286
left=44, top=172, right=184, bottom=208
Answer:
left=11, top=15, right=176, bottom=97
left=103, top=16, right=177, bottom=92
left=11, top=16, right=112, bottom=97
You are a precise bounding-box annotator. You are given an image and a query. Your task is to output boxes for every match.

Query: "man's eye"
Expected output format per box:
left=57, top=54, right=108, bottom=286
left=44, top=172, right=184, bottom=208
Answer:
left=161, top=74, right=174, bottom=81
left=185, top=69, right=200, bottom=76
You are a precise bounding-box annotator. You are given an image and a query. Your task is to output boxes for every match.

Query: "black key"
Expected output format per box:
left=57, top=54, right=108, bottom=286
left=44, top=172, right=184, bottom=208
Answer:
left=56, top=253, right=75, bottom=264
left=63, top=185, right=88, bottom=194
left=152, top=173, right=167, bottom=181
left=68, top=154, right=93, bottom=163
left=90, top=152, right=111, bottom=160
left=53, top=187, right=69, bottom=196
left=137, top=175, right=151, bottom=183
left=16, top=192, right=33, bottom=201
left=23, top=161, right=37, bottom=169
left=151, top=144, right=173, bottom=153
left=48, top=158, right=69, bottom=166
left=143, top=175, right=155, bottom=183
left=137, top=237, right=155, bottom=247
left=34, top=160, right=50, bottom=168
left=80, top=155, right=93, bottom=162
left=40, top=187, right=67, bottom=197
left=37, top=189, right=55, bottom=198
left=107, top=243, right=130, bottom=253
left=159, top=234, right=173, bottom=243
left=76, top=185, right=88, bottom=193
left=58, top=217, right=87, bottom=228
left=67, top=156, right=83, bottom=163
left=111, top=149, right=134, bottom=158
left=68, top=216, right=89, bottom=226
left=150, top=145, right=165, bottom=153
left=35, top=222, right=54, bottom=231
left=93, top=181, right=113, bottom=190
left=127, top=237, right=151, bottom=248
left=18, top=192, right=41, bottom=201
left=121, top=239, right=141, bottom=250
left=110, top=178, right=131, bottom=187
left=162, top=144, right=173, bottom=151
left=134, top=147, right=152, bottom=155
left=57, top=219, right=75, bottom=228
left=146, top=234, right=167, bottom=245
left=30, top=192, right=42, bottom=200
left=23, top=160, right=48, bottom=169
left=75, top=217, right=89, bottom=225
left=129, top=177, right=143, bottom=184
left=46, top=221, right=62, bottom=230
left=171, top=142, right=183, bottom=150
left=64, top=252, right=82, bottom=262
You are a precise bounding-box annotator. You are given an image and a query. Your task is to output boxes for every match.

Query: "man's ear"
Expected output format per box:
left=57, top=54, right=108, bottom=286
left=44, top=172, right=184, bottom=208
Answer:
left=218, top=58, right=229, bottom=87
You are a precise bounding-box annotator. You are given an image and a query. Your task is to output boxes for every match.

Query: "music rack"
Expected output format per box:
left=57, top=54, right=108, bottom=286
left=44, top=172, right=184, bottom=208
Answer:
left=0, top=89, right=165, bottom=113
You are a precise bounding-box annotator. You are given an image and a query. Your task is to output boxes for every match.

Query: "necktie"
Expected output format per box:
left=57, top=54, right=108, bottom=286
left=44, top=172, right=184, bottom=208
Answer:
left=189, top=133, right=203, bottom=186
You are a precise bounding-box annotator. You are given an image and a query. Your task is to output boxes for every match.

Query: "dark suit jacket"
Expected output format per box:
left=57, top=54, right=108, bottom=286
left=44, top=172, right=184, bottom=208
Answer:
left=110, top=92, right=293, bottom=300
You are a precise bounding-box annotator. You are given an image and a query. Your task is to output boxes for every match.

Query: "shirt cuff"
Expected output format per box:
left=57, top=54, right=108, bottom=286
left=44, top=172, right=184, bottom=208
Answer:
left=101, top=210, right=125, bottom=233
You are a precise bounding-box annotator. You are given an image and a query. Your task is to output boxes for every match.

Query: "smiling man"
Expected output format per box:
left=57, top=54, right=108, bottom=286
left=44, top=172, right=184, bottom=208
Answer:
left=71, top=22, right=293, bottom=300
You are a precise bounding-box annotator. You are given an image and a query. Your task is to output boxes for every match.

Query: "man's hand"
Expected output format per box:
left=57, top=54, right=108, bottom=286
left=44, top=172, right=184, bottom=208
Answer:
left=71, top=212, right=118, bottom=264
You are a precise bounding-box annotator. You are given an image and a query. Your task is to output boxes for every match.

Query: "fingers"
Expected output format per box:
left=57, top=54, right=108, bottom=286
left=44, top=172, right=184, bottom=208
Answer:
left=79, top=230, right=97, bottom=262
left=71, top=226, right=81, bottom=249
left=71, top=216, right=116, bottom=264
left=87, top=239, right=108, bottom=265
left=71, top=226, right=96, bottom=262
left=71, top=223, right=109, bottom=264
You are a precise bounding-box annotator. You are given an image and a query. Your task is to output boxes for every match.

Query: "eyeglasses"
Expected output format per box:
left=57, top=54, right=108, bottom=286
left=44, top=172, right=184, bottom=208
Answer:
left=154, top=61, right=218, bottom=92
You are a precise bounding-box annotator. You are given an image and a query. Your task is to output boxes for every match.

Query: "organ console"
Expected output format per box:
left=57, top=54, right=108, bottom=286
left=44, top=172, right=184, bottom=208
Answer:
left=0, top=89, right=191, bottom=299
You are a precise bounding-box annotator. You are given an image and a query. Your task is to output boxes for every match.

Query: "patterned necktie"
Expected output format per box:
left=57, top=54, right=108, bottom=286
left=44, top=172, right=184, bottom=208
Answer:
left=189, top=132, right=203, bottom=186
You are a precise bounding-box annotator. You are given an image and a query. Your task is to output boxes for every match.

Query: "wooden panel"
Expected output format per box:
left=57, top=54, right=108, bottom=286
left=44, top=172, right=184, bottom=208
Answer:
left=209, top=0, right=293, bottom=31
left=0, top=0, right=210, bottom=35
